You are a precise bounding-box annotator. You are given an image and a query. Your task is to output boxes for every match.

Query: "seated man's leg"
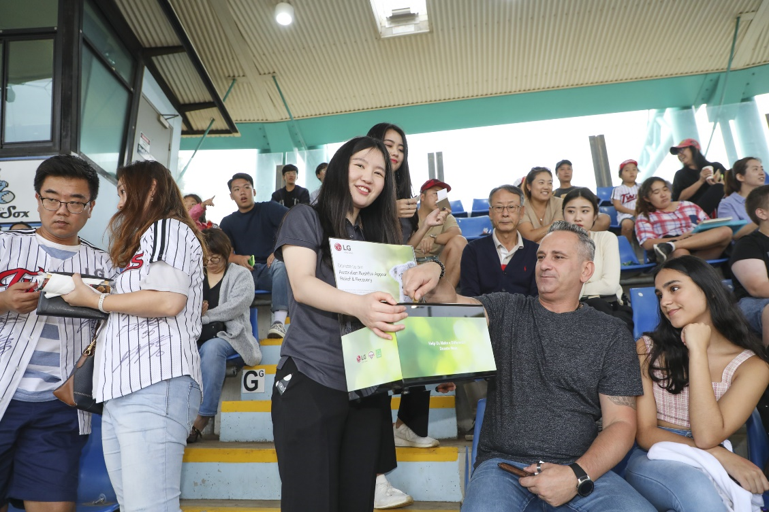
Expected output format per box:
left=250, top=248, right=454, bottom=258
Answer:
left=255, top=260, right=289, bottom=338
left=562, top=467, right=655, bottom=512
left=439, top=236, right=467, bottom=289
left=3, top=400, right=86, bottom=512
left=462, top=458, right=537, bottom=512
left=624, top=447, right=726, bottom=512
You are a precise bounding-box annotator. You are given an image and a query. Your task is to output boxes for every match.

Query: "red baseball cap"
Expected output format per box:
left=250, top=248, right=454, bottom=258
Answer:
left=420, top=179, right=451, bottom=193
left=619, top=159, right=638, bottom=172
left=669, top=138, right=701, bottom=155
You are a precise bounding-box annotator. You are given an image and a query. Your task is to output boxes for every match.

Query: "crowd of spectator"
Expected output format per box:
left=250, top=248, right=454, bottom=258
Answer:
left=2, top=131, right=769, bottom=512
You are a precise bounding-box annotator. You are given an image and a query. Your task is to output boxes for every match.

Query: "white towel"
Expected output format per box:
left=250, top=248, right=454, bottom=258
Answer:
left=647, top=441, right=763, bottom=512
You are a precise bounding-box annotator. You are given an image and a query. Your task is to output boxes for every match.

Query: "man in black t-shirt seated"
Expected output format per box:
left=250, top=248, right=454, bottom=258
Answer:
left=404, top=222, right=654, bottom=511
left=271, top=164, right=310, bottom=209
left=221, top=173, right=290, bottom=338
left=729, top=184, right=769, bottom=346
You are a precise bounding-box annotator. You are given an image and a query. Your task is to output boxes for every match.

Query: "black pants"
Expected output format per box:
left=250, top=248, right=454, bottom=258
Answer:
left=272, top=358, right=387, bottom=512
left=694, top=183, right=725, bottom=218
left=377, top=387, right=432, bottom=474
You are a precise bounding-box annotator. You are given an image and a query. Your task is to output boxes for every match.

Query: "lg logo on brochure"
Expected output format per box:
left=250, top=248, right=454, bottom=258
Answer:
left=333, top=243, right=351, bottom=252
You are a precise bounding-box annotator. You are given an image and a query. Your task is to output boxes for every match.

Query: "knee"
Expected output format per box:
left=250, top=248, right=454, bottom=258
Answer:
left=671, top=248, right=690, bottom=258
left=446, top=236, right=467, bottom=254
left=715, top=226, right=732, bottom=243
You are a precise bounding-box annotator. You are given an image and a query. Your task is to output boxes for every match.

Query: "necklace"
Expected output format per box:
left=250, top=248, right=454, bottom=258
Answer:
left=530, top=201, right=547, bottom=223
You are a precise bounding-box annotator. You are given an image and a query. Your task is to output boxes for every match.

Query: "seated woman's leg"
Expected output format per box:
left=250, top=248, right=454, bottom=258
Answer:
left=672, top=226, right=731, bottom=260
left=624, top=446, right=728, bottom=512
left=198, top=337, right=238, bottom=417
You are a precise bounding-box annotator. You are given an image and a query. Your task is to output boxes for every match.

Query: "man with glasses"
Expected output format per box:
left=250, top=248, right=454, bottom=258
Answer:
left=411, top=179, right=466, bottom=288
left=0, top=155, right=113, bottom=512
left=220, top=173, right=290, bottom=338
left=460, top=185, right=538, bottom=296
left=271, top=164, right=310, bottom=209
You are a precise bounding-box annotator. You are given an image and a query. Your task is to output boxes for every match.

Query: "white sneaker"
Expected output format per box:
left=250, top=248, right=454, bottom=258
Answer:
left=374, top=475, right=414, bottom=509
left=267, top=321, right=286, bottom=338
left=393, top=423, right=439, bottom=448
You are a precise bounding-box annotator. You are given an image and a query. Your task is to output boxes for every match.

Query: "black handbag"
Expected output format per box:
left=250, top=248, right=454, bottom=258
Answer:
left=197, top=321, right=226, bottom=348
left=53, top=322, right=103, bottom=414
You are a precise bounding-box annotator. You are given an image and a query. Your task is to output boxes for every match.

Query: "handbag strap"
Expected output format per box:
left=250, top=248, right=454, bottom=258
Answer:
left=83, top=320, right=103, bottom=356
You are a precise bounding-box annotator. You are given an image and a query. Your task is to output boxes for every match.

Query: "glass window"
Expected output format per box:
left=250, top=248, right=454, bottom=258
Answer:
left=4, top=39, right=54, bottom=143
left=83, top=0, right=134, bottom=84
left=0, top=0, right=58, bottom=30
left=80, top=46, right=130, bottom=174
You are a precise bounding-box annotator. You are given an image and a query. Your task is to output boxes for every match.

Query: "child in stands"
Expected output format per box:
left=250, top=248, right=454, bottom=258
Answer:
left=183, top=193, right=214, bottom=230
left=271, top=136, right=440, bottom=512
left=634, top=177, right=731, bottom=264
left=625, top=256, right=769, bottom=511
left=612, top=159, right=639, bottom=245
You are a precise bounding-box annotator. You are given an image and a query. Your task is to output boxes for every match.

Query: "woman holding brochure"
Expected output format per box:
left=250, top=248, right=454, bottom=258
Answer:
left=62, top=161, right=205, bottom=511
left=272, top=135, right=442, bottom=512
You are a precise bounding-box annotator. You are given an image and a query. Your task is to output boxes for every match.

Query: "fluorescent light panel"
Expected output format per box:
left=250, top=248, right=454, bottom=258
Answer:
left=369, top=0, right=430, bottom=38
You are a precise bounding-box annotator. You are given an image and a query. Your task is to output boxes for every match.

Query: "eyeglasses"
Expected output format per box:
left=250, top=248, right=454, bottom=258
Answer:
left=490, top=205, right=521, bottom=213
left=39, top=196, right=91, bottom=214
left=206, top=255, right=224, bottom=264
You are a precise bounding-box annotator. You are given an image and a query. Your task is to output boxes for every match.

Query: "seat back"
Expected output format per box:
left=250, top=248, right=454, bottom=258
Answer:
left=77, top=415, right=118, bottom=505
left=598, top=205, right=619, bottom=228
left=457, top=216, right=492, bottom=241
left=630, top=287, right=659, bottom=340
left=470, top=198, right=490, bottom=217
left=618, top=235, right=640, bottom=265
left=450, top=199, right=467, bottom=218
left=596, top=187, right=613, bottom=205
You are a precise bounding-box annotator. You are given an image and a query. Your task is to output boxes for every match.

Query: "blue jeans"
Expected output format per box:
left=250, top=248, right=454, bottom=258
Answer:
left=463, top=458, right=656, bottom=512
left=252, top=260, right=288, bottom=312
left=737, top=296, right=769, bottom=335
left=102, top=376, right=201, bottom=511
left=199, top=337, right=237, bottom=416
left=624, top=431, right=729, bottom=512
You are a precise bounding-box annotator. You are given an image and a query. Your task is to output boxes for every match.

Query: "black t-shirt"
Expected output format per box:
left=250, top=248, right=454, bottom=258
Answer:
left=272, top=185, right=310, bottom=208
left=203, top=266, right=227, bottom=309
left=553, top=186, right=577, bottom=198
left=474, top=293, right=642, bottom=467
left=671, top=162, right=726, bottom=203
left=219, top=201, right=289, bottom=264
left=730, top=230, right=769, bottom=300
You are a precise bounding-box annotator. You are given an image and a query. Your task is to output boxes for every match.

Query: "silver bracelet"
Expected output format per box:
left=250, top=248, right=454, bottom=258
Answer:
left=97, top=293, right=108, bottom=314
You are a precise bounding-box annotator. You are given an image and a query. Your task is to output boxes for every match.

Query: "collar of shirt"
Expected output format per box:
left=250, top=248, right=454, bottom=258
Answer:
left=492, top=229, right=523, bottom=266
left=344, top=218, right=365, bottom=240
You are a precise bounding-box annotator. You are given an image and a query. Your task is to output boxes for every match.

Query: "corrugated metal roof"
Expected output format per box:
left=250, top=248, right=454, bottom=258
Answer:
left=115, top=0, right=769, bottom=130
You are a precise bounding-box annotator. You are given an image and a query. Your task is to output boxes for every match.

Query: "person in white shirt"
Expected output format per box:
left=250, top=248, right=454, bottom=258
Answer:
left=612, top=159, right=640, bottom=245
left=0, top=155, right=112, bottom=512
left=63, top=161, right=205, bottom=512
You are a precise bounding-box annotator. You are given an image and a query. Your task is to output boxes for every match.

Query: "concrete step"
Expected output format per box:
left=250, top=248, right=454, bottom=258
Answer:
left=221, top=394, right=457, bottom=442
left=181, top=499, right=460, bottom=511
left=181, top=440, right=468, bottom=502
left=257, top=338, right=281, bottom=366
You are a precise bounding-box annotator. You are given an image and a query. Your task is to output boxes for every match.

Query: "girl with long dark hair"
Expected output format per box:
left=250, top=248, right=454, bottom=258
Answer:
left=718, top=157, right=765, bottom=240
left=625, top=256, right=769, bottom=511
left=271, top=136, right=441, bottom=512
left=63, top=161, right=205, bottom=511
left=670, top=138, right=726, bottom=216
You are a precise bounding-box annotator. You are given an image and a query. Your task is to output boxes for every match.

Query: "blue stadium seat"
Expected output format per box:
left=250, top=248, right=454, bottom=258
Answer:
left=745, top=408, right=769, bottom=508
left=470, top=198, right=490, bottom=217
left=457, top=216, right=492, bottom=241
left=450, top=199, right=467, bottom=218
left=596, top=187, right=613, bottom=205
left=629, top=287, right=659, bottom=340
left=722, top=279, right=733, bottom=292
left=618, top=236, right=654, bottom=274
left=599, top=206, right=619, bottom=229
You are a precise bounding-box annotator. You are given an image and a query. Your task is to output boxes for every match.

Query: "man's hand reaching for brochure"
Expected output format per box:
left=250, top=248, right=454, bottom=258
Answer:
left=402, top=262, right=442, bottom=302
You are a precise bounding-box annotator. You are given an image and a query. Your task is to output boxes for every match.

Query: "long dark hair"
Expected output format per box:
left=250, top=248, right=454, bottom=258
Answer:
left=636, top=176, right=670, bottom=217
left=314, top=136, right=400, bottom=266
left=679, top=144, right=712, bottom=171
left=646, top=256, right=768, bottom=394
left=562, top=187, right=599, bottom=216
left=724, top=156, right=760, bottom=196
left=367, top=123, right=417, bottom=233
left=109, top=161, right=204, bottom=268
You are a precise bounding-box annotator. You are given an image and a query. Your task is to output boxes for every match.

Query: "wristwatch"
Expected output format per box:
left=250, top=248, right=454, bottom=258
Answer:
left=569, top=463, right=594, bottom=497
left=429, top=234, right=438, bottom=239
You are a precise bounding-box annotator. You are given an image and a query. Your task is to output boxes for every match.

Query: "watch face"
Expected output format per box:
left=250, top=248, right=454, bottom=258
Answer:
left=578, top=478, right=594, bottom=497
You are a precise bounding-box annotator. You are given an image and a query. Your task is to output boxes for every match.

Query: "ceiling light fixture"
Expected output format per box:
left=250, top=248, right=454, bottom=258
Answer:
left=275, top=2, right=294, bottom=26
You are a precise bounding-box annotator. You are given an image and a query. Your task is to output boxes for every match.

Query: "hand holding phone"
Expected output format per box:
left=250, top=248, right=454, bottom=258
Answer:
left=498, top=462, right=535, bottom=478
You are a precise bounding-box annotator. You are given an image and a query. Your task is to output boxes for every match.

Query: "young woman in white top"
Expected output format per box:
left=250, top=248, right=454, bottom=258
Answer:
left=63, top=161, right=205, bottom=511
left=625, top=256, right=769, bottom=511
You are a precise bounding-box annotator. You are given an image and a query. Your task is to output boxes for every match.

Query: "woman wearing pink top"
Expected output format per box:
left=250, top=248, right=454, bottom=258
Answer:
left=625, top=256, right=769, bottom=511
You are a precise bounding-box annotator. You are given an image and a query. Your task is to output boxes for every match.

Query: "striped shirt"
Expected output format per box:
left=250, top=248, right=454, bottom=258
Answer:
left=611, top=184, right=638, bottom=222
left=0, top=230, right=113, bottom=434
left=95, top=219, right=204, bottom=402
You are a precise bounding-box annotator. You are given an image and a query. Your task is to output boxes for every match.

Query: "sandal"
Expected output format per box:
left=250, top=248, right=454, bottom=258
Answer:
left=187, top=425, right=203, bottom=444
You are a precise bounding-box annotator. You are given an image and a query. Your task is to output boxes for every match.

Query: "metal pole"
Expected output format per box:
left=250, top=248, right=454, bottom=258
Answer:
left=704, top=16, right=740, bottom=157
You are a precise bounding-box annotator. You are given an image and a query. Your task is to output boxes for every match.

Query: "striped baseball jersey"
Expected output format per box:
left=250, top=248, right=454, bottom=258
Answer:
left=0, top=229, right=113, bottom=434
left=95, top=218, right=204, bottom=402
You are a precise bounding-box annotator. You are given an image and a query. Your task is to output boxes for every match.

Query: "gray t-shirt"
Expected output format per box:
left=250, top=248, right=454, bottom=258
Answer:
left=475, top=293, right=642, bottom=467
left=274, top=204, right=364, bottom=391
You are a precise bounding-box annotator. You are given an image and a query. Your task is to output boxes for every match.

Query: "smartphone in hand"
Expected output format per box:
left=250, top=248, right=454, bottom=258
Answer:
left=498, top=462, right=535, bottom=478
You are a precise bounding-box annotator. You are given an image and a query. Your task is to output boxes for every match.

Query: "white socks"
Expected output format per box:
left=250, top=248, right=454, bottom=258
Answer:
left=272, top=310, right=288, bottom=325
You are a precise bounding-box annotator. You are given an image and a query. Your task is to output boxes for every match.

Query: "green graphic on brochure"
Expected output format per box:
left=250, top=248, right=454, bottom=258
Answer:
left=329, top=238, right=416, bottom=301
left=343, top=316, right=495, bottom=391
